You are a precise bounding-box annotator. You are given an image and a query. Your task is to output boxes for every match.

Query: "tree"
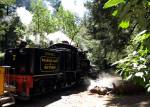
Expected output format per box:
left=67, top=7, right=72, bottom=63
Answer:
left=31, top=0, right=56, bottom=46
left=55, top=5, right=79, bottom=39
left=0, top=0, right=17, bottom=51
left=0, top=0, right=15, bottom=5
left=25, top=0, right=79, bottom=47
left=84, top=0, right=133, bottom=69
left=104, top=0, right=150, bottom=31
left=31, top=0, right=54, bottom=33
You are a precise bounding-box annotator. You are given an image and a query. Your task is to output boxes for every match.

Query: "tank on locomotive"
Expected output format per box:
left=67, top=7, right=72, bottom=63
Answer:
left=4, top=43, right=91, bottom=99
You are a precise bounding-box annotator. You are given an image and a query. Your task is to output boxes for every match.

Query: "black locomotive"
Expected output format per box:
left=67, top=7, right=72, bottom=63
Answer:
left=4, top=43, right=91, bottom=100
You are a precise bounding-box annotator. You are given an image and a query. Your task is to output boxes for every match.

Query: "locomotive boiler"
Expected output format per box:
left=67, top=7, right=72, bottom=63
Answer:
left=4, top=43, right=91, bottom=100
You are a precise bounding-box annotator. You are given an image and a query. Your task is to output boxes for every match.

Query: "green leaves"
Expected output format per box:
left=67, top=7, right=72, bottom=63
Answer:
left=56, top=5, right=79, bottom=38
left=0, top=53, right=4, bottom=58
left=135, top=72, right=144, bottom=78
left=147, top=86, right=150, bottom=92
left=28, top=0, right=79, bottom=47
left=31, top=0, right=56, bottom=35
left=95, top=0, right=150, bottom=92
left=112, top=10, right=118, bottom=16
left=0, top=0, right=15, bottom=5
left=133, top=33, right=150, bottom=51
left=104, top=0, right=150, bottom=30
left=104, top=0, right=131, bottom=29
left=115, top=32, right=150, bottom=92
left=148, top=2, right=150, bottom=6
left=119, top=20, right=130, bottom=29
left=146, top=83, right=150, bottom=92
left=103, top=0, right=125, bottom=9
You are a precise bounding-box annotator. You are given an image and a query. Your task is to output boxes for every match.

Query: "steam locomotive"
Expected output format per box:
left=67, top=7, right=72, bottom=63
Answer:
left=4, top=43, right=91, bottom=100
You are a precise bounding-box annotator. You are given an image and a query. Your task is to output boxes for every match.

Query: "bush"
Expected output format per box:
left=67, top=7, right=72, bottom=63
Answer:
left=114, top=32, right=150, bottom=93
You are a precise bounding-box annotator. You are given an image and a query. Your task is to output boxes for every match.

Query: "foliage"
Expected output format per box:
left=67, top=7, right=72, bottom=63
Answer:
left=104, top=0, right=125, bottom=9
left=115, top=32, right=150, bottom=92
left=104, top=0, right=150, bottom=31
left=5, top=17, right=23, bottom=48
left=29, top=1, right=79, bottom=47
left=0, top=0, right=15, bottom=5
left=15, top=25, right=25, bottom=37
left=74, top=24, right=101, bottom=66
left=31, top=0, right=55, bottom=34
left=55, top=5, right=79, bottom=39
left=103, top=0, right=150, bottom=92
left=0, top=21, right=7, bottom=40
left=29, top=0, right=58, bottom=46
left=119, top=20, right=130, bottom=29
left=0, top=0, right=19, bottom=51
left=84, top=0, right=133, bottom=69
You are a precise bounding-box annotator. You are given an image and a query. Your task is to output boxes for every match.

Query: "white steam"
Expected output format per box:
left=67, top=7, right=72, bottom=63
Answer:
left=61, top=0, right=88, bottom=18
left=88, top=73, right=122, bottom=90
left=45, top=31, right=75, bottom=45
left=16, top=7, right=33, bottom=27
left=26, top=31, right=75, bottom=45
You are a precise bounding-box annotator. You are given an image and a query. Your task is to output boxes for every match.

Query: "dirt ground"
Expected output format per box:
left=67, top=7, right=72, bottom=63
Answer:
left=14, top=84, right=150, bottom=107
left=46, top=91, right=150, bottom=107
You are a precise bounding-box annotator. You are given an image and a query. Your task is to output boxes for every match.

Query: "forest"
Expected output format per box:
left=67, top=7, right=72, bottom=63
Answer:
left=0, top=0, right=150, bottom=93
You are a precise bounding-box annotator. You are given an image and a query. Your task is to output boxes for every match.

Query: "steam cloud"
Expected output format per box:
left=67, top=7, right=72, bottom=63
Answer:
left=16, top=7, right=33, bottom=27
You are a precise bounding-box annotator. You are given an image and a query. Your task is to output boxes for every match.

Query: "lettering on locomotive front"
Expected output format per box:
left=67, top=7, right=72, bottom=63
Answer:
left=40, top=56, right=58, bottom=72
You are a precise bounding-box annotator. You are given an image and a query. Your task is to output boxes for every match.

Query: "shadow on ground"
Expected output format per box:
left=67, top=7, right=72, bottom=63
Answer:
left=104, top=94, right=150, bottom=107
left=14, top=83, right=87, bottom=107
